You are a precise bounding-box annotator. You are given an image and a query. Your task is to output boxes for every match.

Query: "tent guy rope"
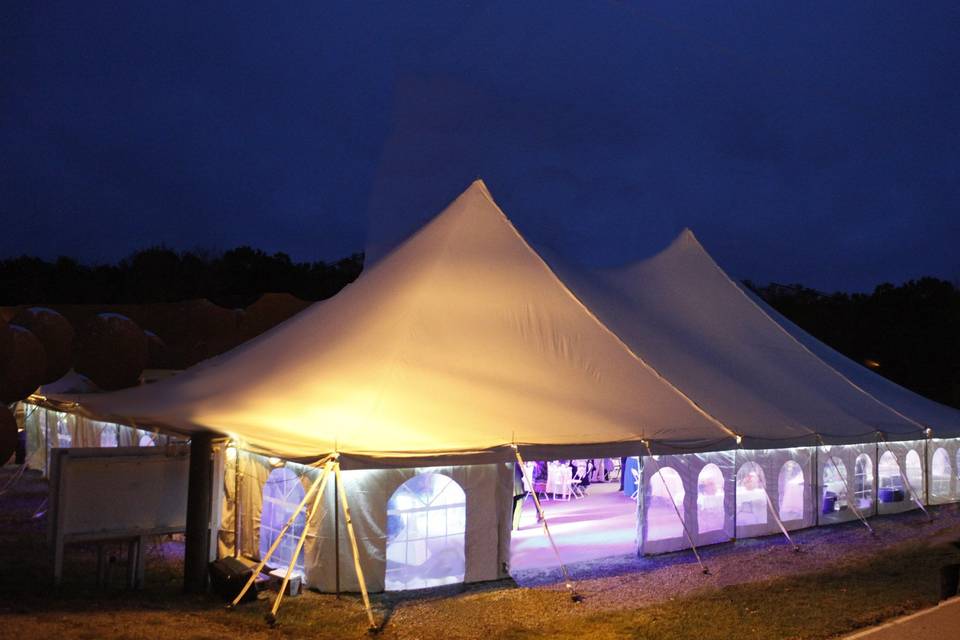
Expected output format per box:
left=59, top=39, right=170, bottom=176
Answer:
left=643, top=440, right=710, bottom=574
left=513, top=446, right=582, bottom=602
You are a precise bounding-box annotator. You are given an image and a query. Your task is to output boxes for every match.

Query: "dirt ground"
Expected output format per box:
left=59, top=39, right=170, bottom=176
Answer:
left=3, top=466, right=960, bottom=640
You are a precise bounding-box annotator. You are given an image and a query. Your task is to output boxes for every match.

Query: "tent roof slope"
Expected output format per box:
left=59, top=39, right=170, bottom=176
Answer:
left=738, top=282, right=960, bottom=439
left=51, top=181, right=734, bottom=466
left=560, top=229, right=933, bottom=446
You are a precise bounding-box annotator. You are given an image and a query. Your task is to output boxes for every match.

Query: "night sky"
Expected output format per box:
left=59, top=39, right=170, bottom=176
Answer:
left=3, top=2, right=959, bottom=292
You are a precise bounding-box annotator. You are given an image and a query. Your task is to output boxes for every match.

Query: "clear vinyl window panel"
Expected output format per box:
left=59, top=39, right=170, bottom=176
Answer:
left=736, top=462, right=767, bottom=526
left=647, top=466, right=685, bottom=541
left=821, top=456, right=847, bottom=514
left=777, top=461, right=804, bottom=522
left=878, top=451, right=905, bottom=503
left=385, top=473, right=466, bottom=591
left=853, top=454, right=874, bottom=510
left=139, top=433, right=156, bottom=447
left=259, top=467, right=306, bottom=575
left=696, top=463, right=725, bottom=534
left=931, top=448, right=951, bottom=500
left=905, top=450, right=923, bottom=499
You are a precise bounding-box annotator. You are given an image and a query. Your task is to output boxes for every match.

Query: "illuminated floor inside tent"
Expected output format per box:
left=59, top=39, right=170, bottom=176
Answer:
left=509, top=482, right=637, bottom=571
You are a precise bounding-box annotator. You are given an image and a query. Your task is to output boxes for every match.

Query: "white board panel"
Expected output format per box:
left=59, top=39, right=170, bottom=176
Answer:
left=50, top=447, right=189, bottom=540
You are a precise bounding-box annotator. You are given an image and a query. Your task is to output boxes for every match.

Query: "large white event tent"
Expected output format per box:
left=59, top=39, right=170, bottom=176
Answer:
left=26, top=181, right=731, bottom=593
left=20, top=180, right=960, bottom=593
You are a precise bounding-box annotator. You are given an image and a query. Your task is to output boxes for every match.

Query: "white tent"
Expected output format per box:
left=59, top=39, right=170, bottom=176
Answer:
left=22, top=180, right=960, bottom=593
left=34, top=180, right=739, bottom=594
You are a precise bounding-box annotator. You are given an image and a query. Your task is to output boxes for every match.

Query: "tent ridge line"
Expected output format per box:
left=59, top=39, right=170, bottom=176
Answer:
left=474, top=184, right=739, bottom=445
left=694, top=233, right=929, bottom=436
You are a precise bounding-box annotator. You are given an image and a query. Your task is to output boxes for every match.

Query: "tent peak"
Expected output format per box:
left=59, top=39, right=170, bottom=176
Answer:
left=468, top=177, right=493, bottom=199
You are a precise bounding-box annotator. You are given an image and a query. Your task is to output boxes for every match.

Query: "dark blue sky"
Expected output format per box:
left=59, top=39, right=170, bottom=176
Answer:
left=3, top=2, right=958, bottom=291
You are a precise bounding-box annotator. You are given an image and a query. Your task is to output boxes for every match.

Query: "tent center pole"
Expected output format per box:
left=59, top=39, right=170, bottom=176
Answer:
left=184, top=432, right=214, bottom=594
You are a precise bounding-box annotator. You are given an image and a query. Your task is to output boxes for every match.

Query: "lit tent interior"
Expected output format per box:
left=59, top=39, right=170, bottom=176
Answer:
left=19, top=180, right=960, bottom=593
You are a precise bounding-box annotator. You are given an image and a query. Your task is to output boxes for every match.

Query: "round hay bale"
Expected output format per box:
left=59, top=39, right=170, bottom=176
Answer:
left=144, top=330, right=170, bottom=369
left=241, top=293, right=311, bottom=339
left=11, top=307, right=75, bottom=384
left=0, top=405, right=17, bottom=466
left=0, top=325, right=47, bottom=403
left=74, top=313, right=148, bottom=391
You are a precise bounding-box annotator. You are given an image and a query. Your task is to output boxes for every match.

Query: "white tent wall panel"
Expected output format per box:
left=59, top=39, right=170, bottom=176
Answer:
left=735, top=447, right=816, bottom=538
left=876, top=439, right=926, bottom=516
left=927, top=438, right=960, bottom=505
left=817, top=443, right=878, bottom=526
left=640, top=450, right=735, bottom=555
left=225, top=451, right=511, bottom=593
left=17, top=402, right=170, bottom=478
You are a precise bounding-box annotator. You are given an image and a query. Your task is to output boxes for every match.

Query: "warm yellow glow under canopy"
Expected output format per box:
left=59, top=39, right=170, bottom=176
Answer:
left=52, top=181, right=733, bottom=466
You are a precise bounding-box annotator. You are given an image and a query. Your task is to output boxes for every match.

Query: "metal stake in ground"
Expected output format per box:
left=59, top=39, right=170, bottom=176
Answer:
left=513, top=446, right=582, bottom=602
left=642, top=441, right=710, bottom=575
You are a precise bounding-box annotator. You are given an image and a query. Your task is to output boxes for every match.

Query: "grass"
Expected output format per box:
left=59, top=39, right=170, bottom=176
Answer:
left=3, top=468, right=960, bottom=639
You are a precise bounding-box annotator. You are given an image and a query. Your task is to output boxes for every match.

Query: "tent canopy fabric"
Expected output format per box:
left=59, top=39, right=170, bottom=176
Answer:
left=47, top=180, right=959, bottom=465
left=50, top=181, right=733, bottom=466
left=557, top=229, right=954, bottom=446
left=739, top=283, right=960, bottom=439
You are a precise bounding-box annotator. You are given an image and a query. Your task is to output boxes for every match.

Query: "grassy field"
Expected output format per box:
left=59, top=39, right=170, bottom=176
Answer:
left=3, top=467, right=960, bottom=640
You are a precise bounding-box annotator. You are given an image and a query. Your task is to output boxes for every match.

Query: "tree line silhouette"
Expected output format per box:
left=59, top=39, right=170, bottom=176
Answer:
left=747, top=277, right=960, bottom=410
left=0, top=246, right=364, bottom=308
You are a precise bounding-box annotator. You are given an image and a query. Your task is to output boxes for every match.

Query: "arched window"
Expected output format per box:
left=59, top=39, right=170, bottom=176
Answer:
left=99, top=424, right=118, bottom=447
left=905, top=450, right=923, bottom=499
left=260, top=467, right=306, bottom=575
left=647, top=467, right=685, bottom=541
left=853, top=454, right=874, bottom=510
left=878, top=451, right=904, bottom=503
left=821, top=457, right=847, bottom=514
left=777, top=461, right=804, bottom=521
left=139, top=433, right=156, bottom=447
left=931, top=448, right=951, bottom=499
left=697, top=464, right=725, bottom=534
left=736, top=462, right=767, bottom=526
left=386, top=473, right=466, bottom=591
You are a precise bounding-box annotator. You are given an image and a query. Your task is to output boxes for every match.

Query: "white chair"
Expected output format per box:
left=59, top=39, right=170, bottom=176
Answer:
left=630, top=467, right=641, bottom=501
left=609, top=459, right=622, bottom=482
left=571, top=464, right=585, bottom=498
